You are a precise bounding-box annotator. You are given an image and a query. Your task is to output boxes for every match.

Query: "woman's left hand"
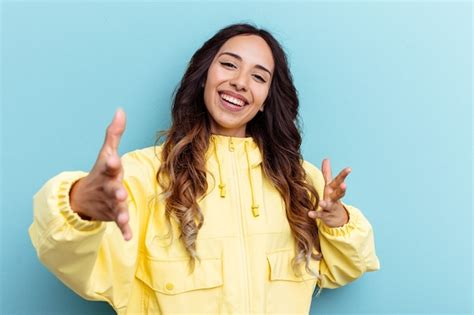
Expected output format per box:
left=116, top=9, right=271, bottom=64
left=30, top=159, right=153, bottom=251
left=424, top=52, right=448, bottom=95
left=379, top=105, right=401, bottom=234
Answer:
left=308, top=158, right=351, bottom=228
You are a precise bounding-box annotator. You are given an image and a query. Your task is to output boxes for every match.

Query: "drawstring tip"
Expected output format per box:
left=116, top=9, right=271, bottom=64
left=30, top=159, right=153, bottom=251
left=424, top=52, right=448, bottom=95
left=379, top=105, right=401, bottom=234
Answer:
left=252, top=205, right=260, bottom=217
left=219, top=184, right=226, bottom=198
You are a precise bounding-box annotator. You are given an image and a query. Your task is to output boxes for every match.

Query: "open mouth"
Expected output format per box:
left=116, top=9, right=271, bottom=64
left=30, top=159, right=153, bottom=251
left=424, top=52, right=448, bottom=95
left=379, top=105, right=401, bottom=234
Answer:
left=219, top=92, right=248, bottom=108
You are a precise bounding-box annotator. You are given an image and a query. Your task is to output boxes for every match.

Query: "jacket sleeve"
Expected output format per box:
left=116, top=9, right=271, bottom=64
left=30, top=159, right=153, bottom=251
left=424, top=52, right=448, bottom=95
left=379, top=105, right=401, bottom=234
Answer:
left=303, top=161, right=381, bottom=289
left=28, top=148, right=157, bottom=309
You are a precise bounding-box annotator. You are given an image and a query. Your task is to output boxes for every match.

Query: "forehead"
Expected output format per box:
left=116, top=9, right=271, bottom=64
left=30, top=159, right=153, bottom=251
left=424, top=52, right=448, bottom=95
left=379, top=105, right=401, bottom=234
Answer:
left=217, top=35, right=274, bottom=71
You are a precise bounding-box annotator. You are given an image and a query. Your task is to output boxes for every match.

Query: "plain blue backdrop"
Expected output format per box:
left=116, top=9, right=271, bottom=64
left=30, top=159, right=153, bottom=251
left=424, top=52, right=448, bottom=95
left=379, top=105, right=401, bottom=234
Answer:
left=1, top=1, right=472, bottom=314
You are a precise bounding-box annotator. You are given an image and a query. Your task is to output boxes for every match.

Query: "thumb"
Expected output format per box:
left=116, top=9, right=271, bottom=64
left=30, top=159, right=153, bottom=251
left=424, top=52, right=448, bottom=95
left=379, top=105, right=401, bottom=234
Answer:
left=103, top=153, right=123, bottom=177
left=102, top=108, right=126, bottom=156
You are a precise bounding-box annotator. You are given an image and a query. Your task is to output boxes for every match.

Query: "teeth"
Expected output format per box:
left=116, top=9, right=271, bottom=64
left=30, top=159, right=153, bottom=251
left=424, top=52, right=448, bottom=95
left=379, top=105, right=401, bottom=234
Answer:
left=220, top=93, right=245, bottom=106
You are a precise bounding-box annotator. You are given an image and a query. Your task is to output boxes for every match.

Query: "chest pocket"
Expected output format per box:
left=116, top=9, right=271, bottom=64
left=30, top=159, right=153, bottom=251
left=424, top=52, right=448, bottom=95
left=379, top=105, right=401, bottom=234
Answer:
left=135, top=255, right=224, bottom=314
left=264, top=248, right=319, bottom=314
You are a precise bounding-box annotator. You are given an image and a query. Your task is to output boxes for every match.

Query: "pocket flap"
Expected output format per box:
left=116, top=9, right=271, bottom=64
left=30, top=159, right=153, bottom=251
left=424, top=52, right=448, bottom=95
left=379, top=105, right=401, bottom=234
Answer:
left=266, top=249, right=318, bottom=282
left=136, top=255, right=223, bottom=295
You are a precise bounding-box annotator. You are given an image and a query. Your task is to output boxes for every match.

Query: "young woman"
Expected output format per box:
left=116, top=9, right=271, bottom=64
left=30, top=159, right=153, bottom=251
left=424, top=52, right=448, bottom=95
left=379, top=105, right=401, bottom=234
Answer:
left=29, top=23, right=380, bottom=314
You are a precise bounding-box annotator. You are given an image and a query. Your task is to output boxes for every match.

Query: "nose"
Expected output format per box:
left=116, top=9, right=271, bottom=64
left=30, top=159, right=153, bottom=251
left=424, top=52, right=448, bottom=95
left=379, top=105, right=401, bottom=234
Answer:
left=229, top=71, right=248, bottom=91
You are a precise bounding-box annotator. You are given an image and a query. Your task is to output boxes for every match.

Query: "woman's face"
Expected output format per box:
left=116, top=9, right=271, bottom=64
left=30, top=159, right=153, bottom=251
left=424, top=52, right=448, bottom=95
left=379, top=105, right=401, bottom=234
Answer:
left=203, top=34, right=274, bottom=137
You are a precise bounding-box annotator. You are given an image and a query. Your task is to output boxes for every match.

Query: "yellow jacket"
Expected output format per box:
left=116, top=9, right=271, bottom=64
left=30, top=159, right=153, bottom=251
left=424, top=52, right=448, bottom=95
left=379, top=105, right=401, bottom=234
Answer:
left=29, top=134, right=380, bottom=314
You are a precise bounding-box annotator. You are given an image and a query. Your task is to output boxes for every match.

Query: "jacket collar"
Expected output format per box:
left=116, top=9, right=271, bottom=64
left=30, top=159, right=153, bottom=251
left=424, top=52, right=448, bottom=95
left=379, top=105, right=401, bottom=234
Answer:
left=206, top=134, right=262, bottom=217
left=207, top=134, right=262, bottom=167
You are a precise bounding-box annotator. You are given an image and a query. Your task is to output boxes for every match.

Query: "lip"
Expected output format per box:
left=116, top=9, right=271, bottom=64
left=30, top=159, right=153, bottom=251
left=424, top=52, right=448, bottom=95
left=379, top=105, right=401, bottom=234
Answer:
left=218, top=90, right=249, bottom=105
left=218, top=93, right=246, bottom=112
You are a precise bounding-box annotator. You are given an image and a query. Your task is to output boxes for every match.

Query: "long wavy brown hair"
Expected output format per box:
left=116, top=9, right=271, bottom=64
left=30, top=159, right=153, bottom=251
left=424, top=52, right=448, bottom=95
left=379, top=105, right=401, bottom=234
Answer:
left=156, top=23, right=323, bottom=278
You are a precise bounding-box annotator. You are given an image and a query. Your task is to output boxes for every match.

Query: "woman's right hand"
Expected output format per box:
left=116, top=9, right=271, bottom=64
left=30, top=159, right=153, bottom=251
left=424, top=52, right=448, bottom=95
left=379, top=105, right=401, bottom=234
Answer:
left=69, top=108, right=132, bottom=241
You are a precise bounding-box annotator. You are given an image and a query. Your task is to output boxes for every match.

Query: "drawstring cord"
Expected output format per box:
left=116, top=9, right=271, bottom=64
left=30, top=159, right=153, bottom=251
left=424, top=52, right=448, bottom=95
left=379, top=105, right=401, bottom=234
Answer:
left=244, top=141, right=260, bottom=217
left=211, top=135, right=260, bottom=217
left=212, top=136, right=226, bottom=198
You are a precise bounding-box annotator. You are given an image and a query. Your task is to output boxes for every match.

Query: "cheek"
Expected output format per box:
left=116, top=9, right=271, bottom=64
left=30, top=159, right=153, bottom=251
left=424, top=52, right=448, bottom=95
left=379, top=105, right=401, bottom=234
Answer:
left=207, top=65, right=228, bottom=84
left=254, top=86, right=270, bottom=105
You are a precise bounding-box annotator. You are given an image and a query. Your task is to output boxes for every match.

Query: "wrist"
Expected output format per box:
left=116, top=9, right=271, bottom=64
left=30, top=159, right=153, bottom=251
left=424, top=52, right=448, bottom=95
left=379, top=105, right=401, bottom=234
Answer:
left=69, top=178, right=92, bottom=221
left=341, top=204, right=350, bottom=225
left=332, top=203, right=349, bottom=227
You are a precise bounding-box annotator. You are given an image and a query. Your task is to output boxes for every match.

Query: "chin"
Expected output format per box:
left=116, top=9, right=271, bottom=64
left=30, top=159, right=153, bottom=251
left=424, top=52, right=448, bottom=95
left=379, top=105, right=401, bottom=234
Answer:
left=215, top=119, right=245, bottom=130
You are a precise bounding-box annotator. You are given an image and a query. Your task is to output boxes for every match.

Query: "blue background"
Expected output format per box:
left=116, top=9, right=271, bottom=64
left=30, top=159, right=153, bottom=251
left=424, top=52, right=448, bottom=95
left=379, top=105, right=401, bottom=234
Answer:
left=1, top=1, right=472, bottom=314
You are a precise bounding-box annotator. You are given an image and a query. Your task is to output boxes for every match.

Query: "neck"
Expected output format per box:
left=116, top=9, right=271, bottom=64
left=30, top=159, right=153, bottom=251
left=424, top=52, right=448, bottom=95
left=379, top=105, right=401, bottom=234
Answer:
left=210, top=125, right=247, bottom=138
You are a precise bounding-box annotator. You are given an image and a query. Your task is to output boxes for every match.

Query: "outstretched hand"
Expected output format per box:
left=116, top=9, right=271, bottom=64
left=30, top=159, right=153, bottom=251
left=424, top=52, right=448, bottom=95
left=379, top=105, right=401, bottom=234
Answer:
left=69, top=108, right=132, bottom=241
left=308, top=158, right=351, bottom=228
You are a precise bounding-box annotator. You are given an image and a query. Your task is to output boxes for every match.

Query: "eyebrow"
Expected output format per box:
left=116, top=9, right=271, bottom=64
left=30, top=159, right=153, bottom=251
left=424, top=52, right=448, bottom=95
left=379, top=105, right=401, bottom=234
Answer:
left=218, top=52, right=273, bottom=77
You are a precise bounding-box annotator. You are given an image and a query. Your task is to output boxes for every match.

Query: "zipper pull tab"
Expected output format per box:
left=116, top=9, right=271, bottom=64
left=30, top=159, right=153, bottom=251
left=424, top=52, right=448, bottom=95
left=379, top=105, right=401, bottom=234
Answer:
left=229, top=137, right=235, bottom=152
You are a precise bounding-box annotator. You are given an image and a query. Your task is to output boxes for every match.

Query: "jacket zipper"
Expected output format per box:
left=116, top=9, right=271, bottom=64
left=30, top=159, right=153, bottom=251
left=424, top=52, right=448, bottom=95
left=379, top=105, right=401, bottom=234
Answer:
left=230, top=145, right=251, bottom=313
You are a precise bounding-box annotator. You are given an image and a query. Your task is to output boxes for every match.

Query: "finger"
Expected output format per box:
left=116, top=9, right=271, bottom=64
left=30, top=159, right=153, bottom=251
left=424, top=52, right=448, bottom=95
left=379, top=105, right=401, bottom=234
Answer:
left=319, top=200, right=327, bottom=210
left=117, top=220, right=132, bottom=241
left=319, top=199, right=333, bottom=211
left=115, top=186, right=128, bottom=201
left=115, top=206, right=132, bottom=241
left=102, top=108, right=127, bottom=156
left=329, top=167, right=352, bottom=189
left=116, top=202, right=128, bottom=224
left=105, top=183, right=128, bottom=202
left=308, top=210, right=326, bottom=220
left=321, top=158, right=333, bottom=185
left=328, top=182, right=346, bottom=201
left=103, top=154, right=123, bottom=177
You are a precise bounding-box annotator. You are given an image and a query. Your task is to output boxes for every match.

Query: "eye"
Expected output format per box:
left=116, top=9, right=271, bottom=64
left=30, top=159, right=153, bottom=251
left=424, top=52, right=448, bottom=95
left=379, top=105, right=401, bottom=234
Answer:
left=220, top=61, right=266, bottom=83
left=220, top=62, right=236, bottom=69
left=253, top=75, right=266, bottom=83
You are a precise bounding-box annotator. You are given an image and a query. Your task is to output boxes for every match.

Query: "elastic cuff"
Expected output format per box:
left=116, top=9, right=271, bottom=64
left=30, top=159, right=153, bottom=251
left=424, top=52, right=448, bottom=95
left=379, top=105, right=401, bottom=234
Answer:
left=57, top=173, right=104, bottom=232
left=318, top=204, right=361, bottom=237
